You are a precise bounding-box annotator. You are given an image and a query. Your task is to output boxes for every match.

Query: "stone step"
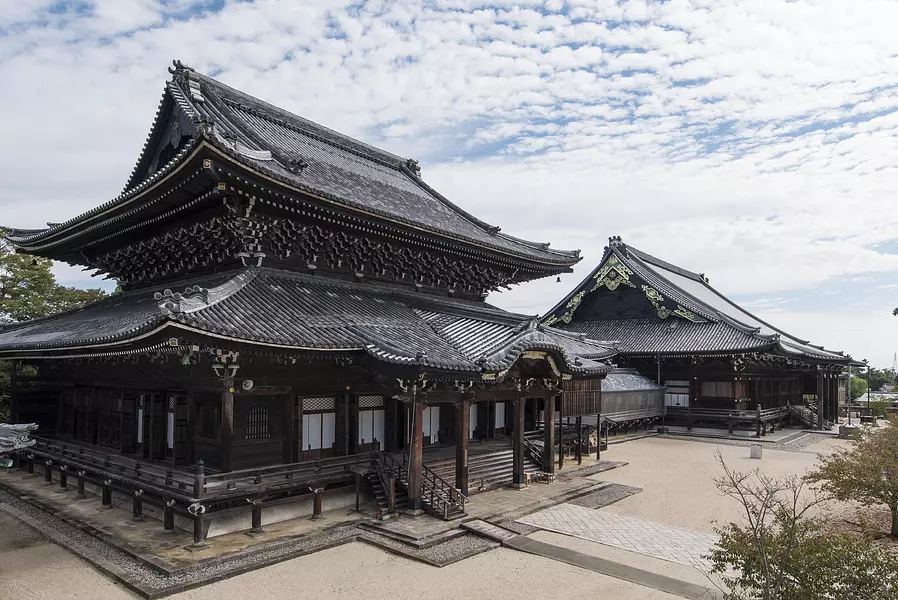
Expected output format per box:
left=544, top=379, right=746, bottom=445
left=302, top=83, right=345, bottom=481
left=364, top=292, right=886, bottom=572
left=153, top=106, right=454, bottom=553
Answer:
left=460, top=519, right=519, bottom=542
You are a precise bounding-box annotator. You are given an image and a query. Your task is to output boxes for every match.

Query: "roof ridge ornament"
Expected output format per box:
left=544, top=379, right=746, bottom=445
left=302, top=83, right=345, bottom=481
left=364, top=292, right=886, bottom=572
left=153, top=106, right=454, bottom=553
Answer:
left=169, top=59, right=204, bottom=103
left=405, top=158, right=421, bottom=176
left=608, top=235, right=624, bottom=248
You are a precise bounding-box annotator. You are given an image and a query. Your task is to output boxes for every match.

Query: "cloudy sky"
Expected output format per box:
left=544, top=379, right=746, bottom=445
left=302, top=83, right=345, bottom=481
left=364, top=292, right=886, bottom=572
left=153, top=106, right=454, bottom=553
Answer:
left=1, top=0, right=896, bottom=367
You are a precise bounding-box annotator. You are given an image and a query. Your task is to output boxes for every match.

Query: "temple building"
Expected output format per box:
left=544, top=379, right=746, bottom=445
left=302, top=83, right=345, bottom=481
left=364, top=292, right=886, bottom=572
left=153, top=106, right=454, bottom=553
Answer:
left=0, top=61, right=614, bottom=540
left=544, top=236, right=862, bottom=433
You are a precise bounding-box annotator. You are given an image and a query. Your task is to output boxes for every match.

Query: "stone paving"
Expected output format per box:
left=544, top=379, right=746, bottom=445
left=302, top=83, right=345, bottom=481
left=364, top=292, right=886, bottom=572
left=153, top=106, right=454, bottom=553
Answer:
left=518, top=504, right=717, bottom=569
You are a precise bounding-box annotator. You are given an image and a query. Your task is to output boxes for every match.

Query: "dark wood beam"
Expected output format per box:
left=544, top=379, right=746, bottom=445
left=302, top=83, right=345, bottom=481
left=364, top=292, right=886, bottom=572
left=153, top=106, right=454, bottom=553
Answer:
left=455, top=397, right=469, bottom=496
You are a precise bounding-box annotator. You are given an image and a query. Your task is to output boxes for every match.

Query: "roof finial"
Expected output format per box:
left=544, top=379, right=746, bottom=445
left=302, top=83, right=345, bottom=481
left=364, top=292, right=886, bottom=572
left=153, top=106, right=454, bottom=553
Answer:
left=608, top=235, right=624, bottom=248
left=405, top=158, right=421, bottom=176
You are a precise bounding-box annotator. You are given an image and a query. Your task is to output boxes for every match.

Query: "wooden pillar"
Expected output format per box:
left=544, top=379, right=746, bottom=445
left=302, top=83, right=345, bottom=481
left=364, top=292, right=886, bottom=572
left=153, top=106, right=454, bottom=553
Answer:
left=163, top=500, right=176, bottom=533
left=9, top=360, right=19, bottom=423
left=558, top=416, right=565, bottom=470
left=166, top=395, right=176, bottom=463
left=136, top=394, right=145, bottom=457
left=221, top=378, right=234, bottom=472
left=576, top=416, right=583, bottom=465
left=455, top=397, right=469, bottom=496
left=512, top=391, right=525, bottom=487
left=406, top=398, right=424, bottom=514
left=596, top=414, right=601, bottom=460
left=816, top=372, right=824, bottom=429
left=543, top=395, right=555, bottom=473
left=284, top=393, right=295, bottom=463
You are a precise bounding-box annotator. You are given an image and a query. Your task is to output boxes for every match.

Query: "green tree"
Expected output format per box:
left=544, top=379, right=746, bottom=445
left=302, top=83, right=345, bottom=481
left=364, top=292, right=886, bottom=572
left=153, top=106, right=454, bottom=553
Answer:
left=807, top=417, right=898, bottom=537
left=849, top=377, right=867, bottom=401
left=1, top=234, right=108, bottom=419
left=708, top=456, right=898, bottom=600
left=866, top=367, right=893, bottom=393
left=0, top=245, right=107, bottom=323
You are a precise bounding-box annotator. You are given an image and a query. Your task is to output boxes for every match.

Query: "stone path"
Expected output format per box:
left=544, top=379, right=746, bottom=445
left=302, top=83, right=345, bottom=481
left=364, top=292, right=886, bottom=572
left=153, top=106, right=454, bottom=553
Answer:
left=504, top=536, right=722, bottom=600
left=460, top=519, right=518, bottom=542
left=517, top=504, right=716, bottom=569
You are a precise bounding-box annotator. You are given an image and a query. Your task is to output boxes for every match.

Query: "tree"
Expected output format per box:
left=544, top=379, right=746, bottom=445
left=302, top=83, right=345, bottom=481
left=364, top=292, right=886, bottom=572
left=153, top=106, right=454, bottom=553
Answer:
left=866, top=367, right=893, bottom=393
left=0, top=234, right=108, bottom=419
left=807, top=417, right=898, bottom=537
left=708, top=455, right=898, bottom=600
left=849, top=377, right=867, bottom=401
left=0, top=242, right=107, bottom=323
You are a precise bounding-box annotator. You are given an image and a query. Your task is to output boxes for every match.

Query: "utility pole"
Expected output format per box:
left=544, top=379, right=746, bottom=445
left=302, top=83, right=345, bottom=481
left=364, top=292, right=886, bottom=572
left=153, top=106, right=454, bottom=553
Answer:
left=867, top=363, right=872, bottom=419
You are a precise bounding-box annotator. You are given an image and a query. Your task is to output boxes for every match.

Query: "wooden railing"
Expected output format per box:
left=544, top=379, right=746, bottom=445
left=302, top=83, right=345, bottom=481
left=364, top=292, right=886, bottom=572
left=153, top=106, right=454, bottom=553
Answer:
left=421, top=461, right=466, bottom=520
left=666, top=406, right=790, bottom=436
left=523, top=436, right=543, bottom=469
left=26, top=437, right=195, bottom=502
left=201, top=453, right=368, bottom=502
left=372, top=450, right=465, bottom=520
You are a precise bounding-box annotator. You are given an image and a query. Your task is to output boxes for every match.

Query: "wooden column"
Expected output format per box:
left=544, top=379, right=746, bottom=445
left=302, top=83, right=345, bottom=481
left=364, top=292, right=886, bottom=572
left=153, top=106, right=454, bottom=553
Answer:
left=284, top=393, right=295, bottom=463
left=136, top=394, right=145, bottom=457
left=166, top=395, right=175, bottom=463
left=406, top=398, right=424, bottom=514
left=576, top=416, right=583, bottom=465
left=543, top=395, right=556, bottom=473
left=512, top=390, right=525, bottom=487
left=9, top=360, right=19, bottom=423
left=816, top=372, right=824, bottom=430
left=455, top=397, right=469, bottom=495
left=221, top=378, right=234, bottom=472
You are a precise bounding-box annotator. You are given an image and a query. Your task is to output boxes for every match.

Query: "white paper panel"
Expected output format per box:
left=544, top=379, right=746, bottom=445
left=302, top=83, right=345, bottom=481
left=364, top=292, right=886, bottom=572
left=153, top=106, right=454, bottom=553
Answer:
left=494, top=402, right=506, bottom=428
left=322, top=412, right=336, bottom=450
left=373, top=410, right=385, bottom=447
left=469, top=406, right=477, bottom=439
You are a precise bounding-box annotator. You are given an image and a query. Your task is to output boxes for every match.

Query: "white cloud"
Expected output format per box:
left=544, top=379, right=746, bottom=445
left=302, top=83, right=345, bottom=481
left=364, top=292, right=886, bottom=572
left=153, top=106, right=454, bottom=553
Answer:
left=1, top=0, right=898, bottom=365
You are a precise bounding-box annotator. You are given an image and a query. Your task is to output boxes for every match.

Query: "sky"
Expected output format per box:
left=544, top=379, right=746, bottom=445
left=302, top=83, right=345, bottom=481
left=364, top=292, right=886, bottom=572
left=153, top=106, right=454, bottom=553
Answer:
left=1, top=0, right=896, bottom=367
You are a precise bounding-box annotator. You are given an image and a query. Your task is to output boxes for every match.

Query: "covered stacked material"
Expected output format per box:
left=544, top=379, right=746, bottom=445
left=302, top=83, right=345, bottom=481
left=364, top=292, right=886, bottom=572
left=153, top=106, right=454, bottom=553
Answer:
left=0, top=423, right=37, bottom=455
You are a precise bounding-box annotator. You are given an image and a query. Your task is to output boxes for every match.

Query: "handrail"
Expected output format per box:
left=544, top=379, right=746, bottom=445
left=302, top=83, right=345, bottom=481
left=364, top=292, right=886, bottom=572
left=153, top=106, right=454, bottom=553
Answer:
left=421, top=461, right=466, bottom=519
left=202, top=453, right=368, bottom=500
left=523, top=436, right=543, bottom=469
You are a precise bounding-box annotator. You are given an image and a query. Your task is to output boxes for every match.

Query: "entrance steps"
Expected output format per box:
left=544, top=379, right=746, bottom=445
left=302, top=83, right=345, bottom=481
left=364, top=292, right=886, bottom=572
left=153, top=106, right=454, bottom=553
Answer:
left=424, top=448, right=542, bottom=493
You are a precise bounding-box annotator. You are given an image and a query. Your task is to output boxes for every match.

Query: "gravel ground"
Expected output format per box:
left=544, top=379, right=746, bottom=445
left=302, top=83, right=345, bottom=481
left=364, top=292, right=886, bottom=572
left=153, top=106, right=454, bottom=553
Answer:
left=566, top=483, right=642, bottom=509
left=0, top=485, right=506, bottom=596
left=588, top=435, right=848, bottom=533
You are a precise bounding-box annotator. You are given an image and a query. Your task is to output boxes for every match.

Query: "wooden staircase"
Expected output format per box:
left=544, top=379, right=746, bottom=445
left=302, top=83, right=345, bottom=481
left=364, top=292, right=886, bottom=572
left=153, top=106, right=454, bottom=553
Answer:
left=368, top=451, right=467, bottom=520
left=423, top=447, right=542, bottom=494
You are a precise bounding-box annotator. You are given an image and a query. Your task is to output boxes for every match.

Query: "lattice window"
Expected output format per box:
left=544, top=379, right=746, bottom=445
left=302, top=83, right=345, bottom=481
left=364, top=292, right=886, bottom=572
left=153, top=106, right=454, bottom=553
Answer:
left=246, top=404, right=270, bottom=440
left=302, top=396, right=335, bottom=411
left=358, top=395, right=384, bottom=409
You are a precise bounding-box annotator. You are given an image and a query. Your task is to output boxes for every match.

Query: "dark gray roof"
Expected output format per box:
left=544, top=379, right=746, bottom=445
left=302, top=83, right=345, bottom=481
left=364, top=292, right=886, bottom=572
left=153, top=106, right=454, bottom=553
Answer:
left=6, top=62, right=579, bottom=270
left=563, top=318, right=773, bottom=356
left=602, top=368, right=663, bottom=393
left=545, top=237, right=860, bottom=365
left=0, top=267, right=613, bottom=376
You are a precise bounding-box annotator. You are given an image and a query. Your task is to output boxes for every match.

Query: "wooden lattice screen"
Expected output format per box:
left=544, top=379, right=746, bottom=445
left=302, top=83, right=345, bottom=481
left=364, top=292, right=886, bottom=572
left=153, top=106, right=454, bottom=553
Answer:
left=561, top=377, right=602, bottom=417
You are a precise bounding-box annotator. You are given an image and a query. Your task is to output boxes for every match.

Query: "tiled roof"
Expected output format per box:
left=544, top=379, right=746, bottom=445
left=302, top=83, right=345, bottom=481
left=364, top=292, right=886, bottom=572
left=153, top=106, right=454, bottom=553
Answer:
left=0, top=268, right=613, bottom=376
left=602, top=368, right=663, bottom=393
left=5, top=64, right=579, bottom=270
left=563, top=318, right=774, bottom=356
left=546, top=237, right=860, bottom=365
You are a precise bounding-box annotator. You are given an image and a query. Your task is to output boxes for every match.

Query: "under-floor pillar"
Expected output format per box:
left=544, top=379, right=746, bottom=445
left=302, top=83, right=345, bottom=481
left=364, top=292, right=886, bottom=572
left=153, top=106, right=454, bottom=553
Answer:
left=512, top=393, right=525, bottom=486
left=455, top=398, right=469, bottom=496
left=221, top=378, right=234, bottom=472
left=407, top=400, right=424, bottom=514
left=543, top=395, right=555, bottom=473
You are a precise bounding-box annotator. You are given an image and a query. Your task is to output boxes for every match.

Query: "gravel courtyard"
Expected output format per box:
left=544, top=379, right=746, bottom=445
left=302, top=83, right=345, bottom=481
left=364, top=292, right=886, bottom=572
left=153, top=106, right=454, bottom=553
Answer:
left=0, top=434, right=847, bottom=600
